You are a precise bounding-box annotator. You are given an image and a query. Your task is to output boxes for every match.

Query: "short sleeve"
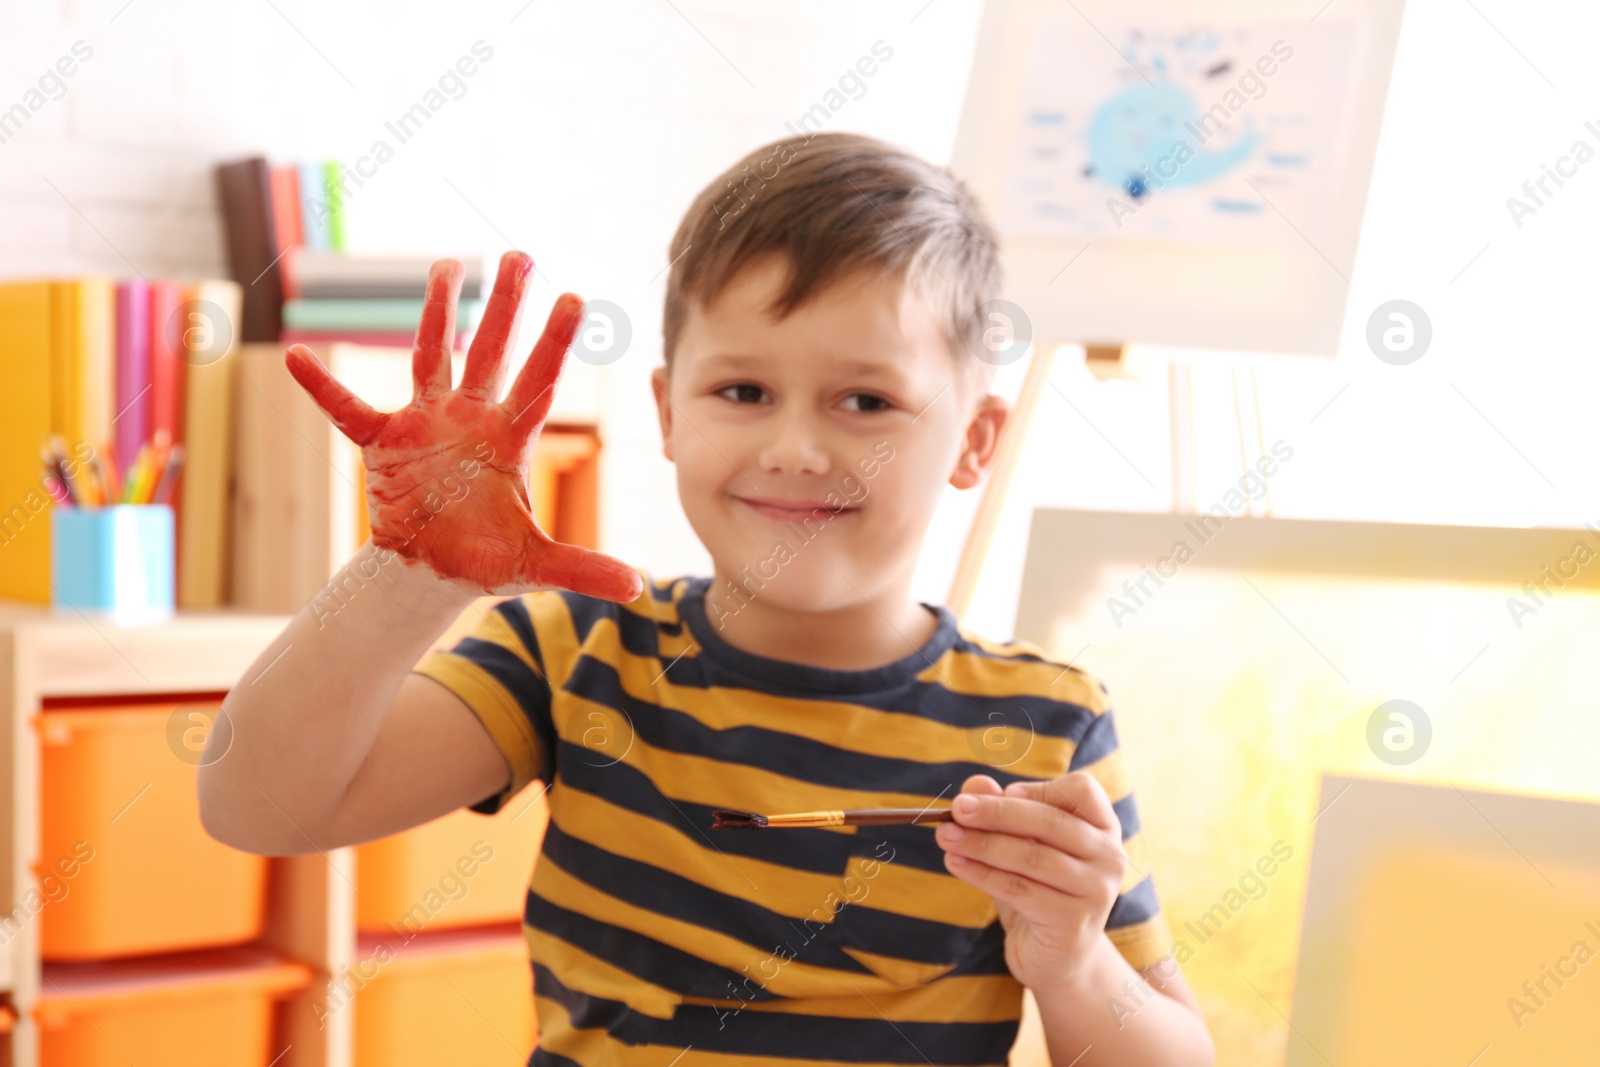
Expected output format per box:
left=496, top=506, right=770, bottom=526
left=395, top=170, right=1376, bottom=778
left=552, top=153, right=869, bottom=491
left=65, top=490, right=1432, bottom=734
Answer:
left=411, top=595, right=556, bottom=815
left=1068, top=699, right=1175, bottom=971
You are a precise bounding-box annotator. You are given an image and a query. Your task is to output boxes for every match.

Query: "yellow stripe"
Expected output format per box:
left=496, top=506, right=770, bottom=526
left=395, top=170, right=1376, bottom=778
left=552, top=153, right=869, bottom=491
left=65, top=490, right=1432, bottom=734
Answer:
left=1072, top=743, right=1135, bottom=807
left=1108, top=912, right=1175, bottom=971
left=932, top=644, right=1108, bottom=713
left=527, top=925, right=683, bottom=1020
left=840, top=848, right=996, bottom=929
left=1119, top=830, right=1153, bottom=895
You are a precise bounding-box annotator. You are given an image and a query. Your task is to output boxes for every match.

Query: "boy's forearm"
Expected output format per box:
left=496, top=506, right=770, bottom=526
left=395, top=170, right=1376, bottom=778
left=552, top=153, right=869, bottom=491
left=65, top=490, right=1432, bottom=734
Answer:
left=198, top=540, right=469, bottom=854
left=1034, top=937, right=1215, bottom=1067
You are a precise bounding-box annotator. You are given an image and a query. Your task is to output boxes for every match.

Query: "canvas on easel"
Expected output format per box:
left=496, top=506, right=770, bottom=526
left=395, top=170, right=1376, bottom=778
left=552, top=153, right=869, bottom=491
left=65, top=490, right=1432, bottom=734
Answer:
left=944, top=0, right=1407, bottom=617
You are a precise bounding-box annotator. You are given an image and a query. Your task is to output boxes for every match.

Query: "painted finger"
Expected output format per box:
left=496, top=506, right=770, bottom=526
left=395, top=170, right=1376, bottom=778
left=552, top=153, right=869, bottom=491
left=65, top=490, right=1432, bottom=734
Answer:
left=460, top=251, right=534, bottom=400
left=413, top=259, right=465, bottom=400
left=504, top=293, right=584, bottom=443
left=285, top=344, right=386, bottom=446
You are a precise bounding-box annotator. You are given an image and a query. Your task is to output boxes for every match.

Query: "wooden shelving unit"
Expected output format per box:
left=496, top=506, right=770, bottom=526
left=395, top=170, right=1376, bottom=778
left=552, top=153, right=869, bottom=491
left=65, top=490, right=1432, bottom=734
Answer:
left=0, top=601, right=552, bottom=1067
left=0, top=607, right=351, bottom=1066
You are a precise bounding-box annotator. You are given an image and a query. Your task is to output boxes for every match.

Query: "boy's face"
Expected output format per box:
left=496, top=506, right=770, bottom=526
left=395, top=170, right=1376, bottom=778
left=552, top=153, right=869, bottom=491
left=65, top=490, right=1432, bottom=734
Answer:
left=651, top=254, right=1007, bottom=614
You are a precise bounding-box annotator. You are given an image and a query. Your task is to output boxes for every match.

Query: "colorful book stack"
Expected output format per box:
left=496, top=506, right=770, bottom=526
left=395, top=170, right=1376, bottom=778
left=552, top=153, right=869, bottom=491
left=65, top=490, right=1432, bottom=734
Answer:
left=215, top=155, right=485, bottom=349
left=0, top=276, right=242, bottom=609
left=281, top=248, right=486, bottom=349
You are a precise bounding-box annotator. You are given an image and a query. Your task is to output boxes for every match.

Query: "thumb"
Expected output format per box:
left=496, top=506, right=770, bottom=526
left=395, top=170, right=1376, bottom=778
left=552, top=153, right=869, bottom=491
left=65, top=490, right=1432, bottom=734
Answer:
left=513, top=539, right=643, bottom=604
left=285, top=344, right=386, bottom=446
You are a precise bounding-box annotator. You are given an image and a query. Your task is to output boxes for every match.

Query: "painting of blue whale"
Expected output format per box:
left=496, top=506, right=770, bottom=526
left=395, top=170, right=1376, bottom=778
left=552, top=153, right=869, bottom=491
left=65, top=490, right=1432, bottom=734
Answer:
left=1084, top=83, right=1259, bottom=200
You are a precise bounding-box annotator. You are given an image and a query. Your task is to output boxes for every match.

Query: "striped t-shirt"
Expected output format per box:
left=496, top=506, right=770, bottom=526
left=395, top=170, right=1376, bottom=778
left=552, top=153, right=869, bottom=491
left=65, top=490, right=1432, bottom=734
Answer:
left=411, top=571, right=1171, bottom=1066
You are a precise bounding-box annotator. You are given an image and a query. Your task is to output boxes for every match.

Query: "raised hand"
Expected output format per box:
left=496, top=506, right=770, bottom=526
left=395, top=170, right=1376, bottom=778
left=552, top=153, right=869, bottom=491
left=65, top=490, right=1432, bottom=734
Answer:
left=284, top=251, right=642, bottom=603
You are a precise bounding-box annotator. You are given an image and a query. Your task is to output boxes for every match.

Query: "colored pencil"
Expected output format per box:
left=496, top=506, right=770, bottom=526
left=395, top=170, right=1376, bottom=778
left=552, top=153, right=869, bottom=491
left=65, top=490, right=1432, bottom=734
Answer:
left=148, top=443, right=185, bottom=506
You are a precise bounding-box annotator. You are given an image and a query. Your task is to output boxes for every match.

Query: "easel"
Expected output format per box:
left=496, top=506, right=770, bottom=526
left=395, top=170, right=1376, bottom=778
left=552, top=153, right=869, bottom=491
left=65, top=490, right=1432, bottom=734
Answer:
left=949, top=343, right=1167, bottom=616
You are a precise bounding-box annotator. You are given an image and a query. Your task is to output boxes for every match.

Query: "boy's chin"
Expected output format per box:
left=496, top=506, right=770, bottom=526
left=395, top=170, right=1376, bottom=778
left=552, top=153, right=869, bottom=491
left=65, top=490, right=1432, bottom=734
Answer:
left=707, top=554, right=871, bottom=614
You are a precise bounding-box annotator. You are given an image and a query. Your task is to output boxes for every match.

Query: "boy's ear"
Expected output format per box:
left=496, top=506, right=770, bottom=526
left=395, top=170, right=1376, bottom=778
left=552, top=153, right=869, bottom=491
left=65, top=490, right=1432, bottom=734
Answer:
left=650, top=365, right=675, bottom=463
left=948, top=392, right=1008, bottom=490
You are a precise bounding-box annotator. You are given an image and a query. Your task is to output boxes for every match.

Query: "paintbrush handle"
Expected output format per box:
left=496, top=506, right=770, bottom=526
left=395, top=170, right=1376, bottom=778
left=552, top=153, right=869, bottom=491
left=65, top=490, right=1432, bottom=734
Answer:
left=844, top=808, right=955, bottom=826
left=756, top=807, right=955, bottom=827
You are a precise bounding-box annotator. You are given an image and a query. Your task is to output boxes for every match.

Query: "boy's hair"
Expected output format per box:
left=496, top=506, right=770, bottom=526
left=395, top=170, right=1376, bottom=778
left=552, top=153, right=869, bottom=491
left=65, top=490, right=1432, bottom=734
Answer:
left=661, top=131, right=1001, bottom=390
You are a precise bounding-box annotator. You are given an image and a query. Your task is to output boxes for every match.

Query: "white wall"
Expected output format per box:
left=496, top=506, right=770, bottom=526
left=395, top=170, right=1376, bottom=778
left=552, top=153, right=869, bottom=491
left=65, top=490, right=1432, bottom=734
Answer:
left=0, top=0, right=984, bottom=599
left=5, top=0, right=1597, bottom=640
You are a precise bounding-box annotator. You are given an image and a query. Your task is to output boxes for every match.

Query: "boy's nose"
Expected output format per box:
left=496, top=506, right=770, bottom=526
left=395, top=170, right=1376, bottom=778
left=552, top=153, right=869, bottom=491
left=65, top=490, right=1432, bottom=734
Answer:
left=757, top=407, right=832, bottom=477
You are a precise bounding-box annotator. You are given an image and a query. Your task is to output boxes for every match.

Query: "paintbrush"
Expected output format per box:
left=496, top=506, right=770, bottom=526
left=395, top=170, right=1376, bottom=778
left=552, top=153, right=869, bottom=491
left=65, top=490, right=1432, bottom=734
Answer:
left=711, top=807, right=956, bottom=829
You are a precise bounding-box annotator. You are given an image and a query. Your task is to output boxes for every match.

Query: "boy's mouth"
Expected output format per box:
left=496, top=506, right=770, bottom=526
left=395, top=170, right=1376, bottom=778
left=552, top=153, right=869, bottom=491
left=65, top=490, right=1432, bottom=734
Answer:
left=732, top=495, right=859, bottom=524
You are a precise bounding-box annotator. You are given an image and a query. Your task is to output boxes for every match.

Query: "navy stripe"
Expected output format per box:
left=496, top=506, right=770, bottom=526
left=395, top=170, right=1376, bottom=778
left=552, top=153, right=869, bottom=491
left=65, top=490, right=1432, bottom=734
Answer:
left=946, top=633, right=1094, bottom=673
left=537, top=820, right=872, bottom=977
left=531, top=960, right=1020, bottom=1064
left=452, top=636, right=556, bottom=783
left=1107, top=874, right=1161, bottom=931
left=493, top=597, right=548, bottom=681
left=530, top=1049, right=579, bottom=1067
left=615, top=597, right=683, bottom=656
left=1113, top=793, right=1142, bottom=840
left=824, top=899, right=1004, bottom=970
left=1067, top=708, right=1120, bottom=769
left=525, top=886, right=783, bottom=1002
left=942, top=919, right=1013, bottom=978
left=558, top=588, right=660, bottom=647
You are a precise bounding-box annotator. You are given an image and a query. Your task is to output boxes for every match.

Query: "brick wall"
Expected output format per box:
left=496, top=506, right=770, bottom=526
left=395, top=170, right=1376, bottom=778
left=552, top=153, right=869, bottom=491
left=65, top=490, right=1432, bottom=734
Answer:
left=0, top=0, right=983, bottom=580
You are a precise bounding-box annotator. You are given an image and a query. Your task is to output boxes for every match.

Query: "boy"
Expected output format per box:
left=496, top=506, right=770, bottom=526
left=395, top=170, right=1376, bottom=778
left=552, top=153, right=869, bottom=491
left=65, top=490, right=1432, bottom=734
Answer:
left=200, top=131, right=1213, bottom=1065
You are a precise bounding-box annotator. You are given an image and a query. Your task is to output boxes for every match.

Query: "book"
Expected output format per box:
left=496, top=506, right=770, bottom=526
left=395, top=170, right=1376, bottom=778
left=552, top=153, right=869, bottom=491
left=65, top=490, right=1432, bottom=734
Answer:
left=114, top=280, right=151, bottom=471
left=0, top=281, right=57, bottom=603
left=283, top=248, right=486, bottom=301
left=214, top=157, right=284, bottom=343
left=148, top=280, right=185, bottom=443
left=269, top=164, right=304, bottom=251
left=282, top=297, right=484, bottom=333
left=49, top=276, right=115, bottom=456
left=324, top=160, right=346, bottom=251
left=300, top=161, right=331, bottom=251
left=280, top=329, right=470, bottom=349
left=175, top=279, right=243, bottom=609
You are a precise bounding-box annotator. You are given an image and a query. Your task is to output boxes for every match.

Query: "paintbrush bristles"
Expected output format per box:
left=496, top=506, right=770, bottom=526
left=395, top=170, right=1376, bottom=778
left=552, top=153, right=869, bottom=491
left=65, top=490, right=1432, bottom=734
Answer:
left=709, top=809, right=767, bottom=828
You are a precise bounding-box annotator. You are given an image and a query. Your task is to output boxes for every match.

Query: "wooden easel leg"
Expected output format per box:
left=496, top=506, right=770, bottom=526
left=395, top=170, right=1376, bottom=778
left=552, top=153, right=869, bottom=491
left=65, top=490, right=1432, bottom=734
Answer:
left=947, top=342, right=1061, bottom=620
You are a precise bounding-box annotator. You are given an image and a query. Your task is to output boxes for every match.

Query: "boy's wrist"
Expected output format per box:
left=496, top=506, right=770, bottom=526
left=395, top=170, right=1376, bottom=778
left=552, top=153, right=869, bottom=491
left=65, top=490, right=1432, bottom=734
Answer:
left=337, top=539, right=474, bottom=631
left=1029, top=933, right=1124, bottom=1004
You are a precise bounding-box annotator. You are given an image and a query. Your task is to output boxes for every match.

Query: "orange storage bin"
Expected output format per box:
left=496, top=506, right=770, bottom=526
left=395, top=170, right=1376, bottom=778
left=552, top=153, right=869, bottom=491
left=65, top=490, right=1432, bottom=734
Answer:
left=37, top=704, right=269, bottom=960
left=34, top=945, right=311, bottom=1067
left=355, top=791, right=548, bottom=934
left=353, top=924, right=535, bottom=1067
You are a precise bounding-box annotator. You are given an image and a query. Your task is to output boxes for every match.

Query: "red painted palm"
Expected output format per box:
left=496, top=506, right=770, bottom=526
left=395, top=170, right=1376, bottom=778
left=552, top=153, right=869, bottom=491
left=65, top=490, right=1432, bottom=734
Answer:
left=284, top=251, right=642, bottom=602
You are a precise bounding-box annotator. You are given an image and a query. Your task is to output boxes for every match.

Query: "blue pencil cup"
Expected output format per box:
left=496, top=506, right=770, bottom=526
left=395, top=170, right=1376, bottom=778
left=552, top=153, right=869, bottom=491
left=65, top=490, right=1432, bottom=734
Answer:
left=51, top=504, right=176, bottom=618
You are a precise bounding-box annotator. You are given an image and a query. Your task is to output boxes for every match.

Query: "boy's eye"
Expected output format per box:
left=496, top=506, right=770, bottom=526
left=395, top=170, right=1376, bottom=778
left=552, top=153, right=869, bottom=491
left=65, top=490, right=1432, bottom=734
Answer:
left=842, top=393, right=890, bottom=413
left=717, top=383, right=768, bottom=404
